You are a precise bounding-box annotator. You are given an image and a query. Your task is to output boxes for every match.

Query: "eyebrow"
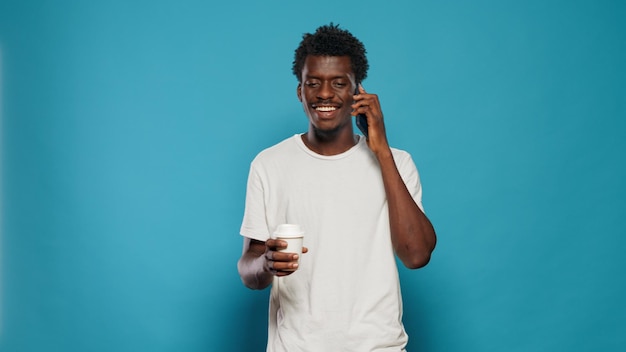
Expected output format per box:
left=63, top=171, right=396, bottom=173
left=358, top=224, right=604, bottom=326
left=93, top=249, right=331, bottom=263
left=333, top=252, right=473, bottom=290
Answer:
left=304, top=74, right=349, bottom=80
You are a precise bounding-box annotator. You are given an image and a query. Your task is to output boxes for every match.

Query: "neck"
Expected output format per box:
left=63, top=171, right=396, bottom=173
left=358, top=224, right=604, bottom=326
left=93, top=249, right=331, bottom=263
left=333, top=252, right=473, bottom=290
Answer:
left=301, top=126, right=358, bottom=156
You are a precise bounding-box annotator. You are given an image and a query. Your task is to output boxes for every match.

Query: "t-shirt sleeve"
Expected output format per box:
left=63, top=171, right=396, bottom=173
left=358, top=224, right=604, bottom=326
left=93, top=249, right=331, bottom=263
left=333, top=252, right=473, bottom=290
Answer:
left=395, top=151, right=425, bottom=213
left=239, top=160, right=271, bottom=242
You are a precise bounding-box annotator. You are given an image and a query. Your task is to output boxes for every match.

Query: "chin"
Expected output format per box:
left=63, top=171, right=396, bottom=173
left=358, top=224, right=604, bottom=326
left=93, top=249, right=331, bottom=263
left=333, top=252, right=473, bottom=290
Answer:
left=310, top=122, right=345, bottom=137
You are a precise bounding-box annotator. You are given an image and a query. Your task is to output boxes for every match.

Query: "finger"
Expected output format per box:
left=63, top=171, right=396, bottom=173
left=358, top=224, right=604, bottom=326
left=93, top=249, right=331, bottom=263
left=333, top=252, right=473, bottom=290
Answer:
left=352, top=93, right=376, bottom=107
left=266, top=257, right=284, bottom=275
left=266, top=251, right=300, bottom=269
left=273, top=261, right=299, bottom=272
left=351, top=104, right=370, bottom=117
left=353, top=85, right=366, bottom=100
left=352, top=97, right=382, bottom=118
left=351, top=96, right=367, bottom=109
left=271, top=251, right=300, bottom=262
left=274, top=270, right=294, bottom=277
left=266, top=239, right=287, bottom=250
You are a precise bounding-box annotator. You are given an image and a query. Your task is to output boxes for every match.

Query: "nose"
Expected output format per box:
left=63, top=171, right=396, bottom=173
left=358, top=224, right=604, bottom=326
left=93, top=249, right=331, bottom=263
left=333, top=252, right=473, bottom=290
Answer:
left=316, top=81, right=334, bottom=100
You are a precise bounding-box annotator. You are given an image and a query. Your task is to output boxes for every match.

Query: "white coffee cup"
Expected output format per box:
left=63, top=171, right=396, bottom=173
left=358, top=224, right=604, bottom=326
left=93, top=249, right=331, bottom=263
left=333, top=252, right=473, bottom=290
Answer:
left=272, top=224, right=304, bottom=259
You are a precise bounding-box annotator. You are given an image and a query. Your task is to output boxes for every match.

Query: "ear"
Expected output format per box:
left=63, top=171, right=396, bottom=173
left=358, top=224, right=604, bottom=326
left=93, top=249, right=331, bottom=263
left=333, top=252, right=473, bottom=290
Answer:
left=296, top=83, right=302, bottom=102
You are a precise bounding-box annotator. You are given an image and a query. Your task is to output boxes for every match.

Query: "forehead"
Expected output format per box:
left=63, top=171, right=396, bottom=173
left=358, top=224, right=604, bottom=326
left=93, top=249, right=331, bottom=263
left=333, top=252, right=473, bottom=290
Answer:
left=302, top=55, right=354, bottom=78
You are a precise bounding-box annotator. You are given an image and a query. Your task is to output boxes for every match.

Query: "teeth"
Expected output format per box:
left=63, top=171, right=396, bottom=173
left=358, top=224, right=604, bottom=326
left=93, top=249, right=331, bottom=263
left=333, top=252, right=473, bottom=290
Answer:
left=316, top=106, right=337, bottom=112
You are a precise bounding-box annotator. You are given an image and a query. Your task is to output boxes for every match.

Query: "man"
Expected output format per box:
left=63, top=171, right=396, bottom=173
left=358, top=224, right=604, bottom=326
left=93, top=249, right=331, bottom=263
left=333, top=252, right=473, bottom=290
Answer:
left=238, top=23, right=436, bottom=351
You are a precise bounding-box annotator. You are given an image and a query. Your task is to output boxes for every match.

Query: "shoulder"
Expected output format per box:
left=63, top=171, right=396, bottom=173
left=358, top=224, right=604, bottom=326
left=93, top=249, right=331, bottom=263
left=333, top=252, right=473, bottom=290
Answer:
left=251, top=135, right=300, bottom=164
left=388, top=146, right=422, bottom=181
left=247, top=135, right=305, bottom=177
left=390, top=146, right=414, bottom=165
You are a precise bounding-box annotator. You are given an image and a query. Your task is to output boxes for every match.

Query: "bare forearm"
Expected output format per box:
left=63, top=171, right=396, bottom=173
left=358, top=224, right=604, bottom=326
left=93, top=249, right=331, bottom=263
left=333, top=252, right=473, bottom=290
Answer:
left=237, top=252, right=273, bottom=290
left=377, top=150, right=437, bottom=269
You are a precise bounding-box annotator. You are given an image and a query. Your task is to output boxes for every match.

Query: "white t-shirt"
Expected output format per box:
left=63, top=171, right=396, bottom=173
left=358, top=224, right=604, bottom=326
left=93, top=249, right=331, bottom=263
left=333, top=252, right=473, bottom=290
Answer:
left=240, top=134, right=424, bottom=352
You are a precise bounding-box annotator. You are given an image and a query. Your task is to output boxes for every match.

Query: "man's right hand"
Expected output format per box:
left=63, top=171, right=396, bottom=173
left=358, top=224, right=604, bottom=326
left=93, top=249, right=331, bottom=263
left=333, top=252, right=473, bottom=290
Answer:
left=238, top=237, right=308, bottom=289
left=264, top=239, right=307, bottom=277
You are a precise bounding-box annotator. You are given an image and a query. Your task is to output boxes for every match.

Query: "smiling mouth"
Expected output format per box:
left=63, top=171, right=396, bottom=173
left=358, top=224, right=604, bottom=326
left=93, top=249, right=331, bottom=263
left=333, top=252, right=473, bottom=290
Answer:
left=314, top=106, right=338, bottom=112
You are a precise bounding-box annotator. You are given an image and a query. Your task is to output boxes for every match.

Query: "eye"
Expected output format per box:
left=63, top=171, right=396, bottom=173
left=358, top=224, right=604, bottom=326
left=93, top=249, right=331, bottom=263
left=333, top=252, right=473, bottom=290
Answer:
left=305, top=81, right=320, bottom=88
left=333, top=81, right=348, bottom=88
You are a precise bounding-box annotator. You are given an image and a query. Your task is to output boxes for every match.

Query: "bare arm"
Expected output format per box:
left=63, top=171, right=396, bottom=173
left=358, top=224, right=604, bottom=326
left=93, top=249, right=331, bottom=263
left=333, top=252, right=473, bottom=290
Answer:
left=353, top=85, right=437, bottom=269
left=237, top=237, right=306, bottom=290
left=376, top=151, right=437, bottom=268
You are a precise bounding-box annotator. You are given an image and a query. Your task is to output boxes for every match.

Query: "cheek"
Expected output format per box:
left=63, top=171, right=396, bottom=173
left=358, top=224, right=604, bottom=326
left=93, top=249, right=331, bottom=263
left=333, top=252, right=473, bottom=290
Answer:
left=301, top=92, right=313, bottom=105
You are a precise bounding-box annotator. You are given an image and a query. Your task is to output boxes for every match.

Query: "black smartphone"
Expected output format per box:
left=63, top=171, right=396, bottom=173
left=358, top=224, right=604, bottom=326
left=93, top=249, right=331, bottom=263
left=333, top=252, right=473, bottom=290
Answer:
left=354, top=87, right=369, bottom=138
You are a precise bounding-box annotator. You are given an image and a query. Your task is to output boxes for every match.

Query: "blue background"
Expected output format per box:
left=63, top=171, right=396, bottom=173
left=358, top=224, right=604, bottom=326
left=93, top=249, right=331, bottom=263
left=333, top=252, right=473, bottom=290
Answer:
left=1, top=0, right=624, bottom=351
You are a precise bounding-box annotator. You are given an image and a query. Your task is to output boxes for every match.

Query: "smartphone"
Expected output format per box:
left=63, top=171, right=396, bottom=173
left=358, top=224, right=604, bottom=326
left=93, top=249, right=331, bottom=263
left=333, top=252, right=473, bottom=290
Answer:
left=354, top=87, right=369, bottom=138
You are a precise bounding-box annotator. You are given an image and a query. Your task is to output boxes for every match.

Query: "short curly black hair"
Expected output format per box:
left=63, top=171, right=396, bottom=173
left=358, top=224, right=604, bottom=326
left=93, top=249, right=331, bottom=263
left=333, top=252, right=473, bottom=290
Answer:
left=292, top=23, right=369, bottom=84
